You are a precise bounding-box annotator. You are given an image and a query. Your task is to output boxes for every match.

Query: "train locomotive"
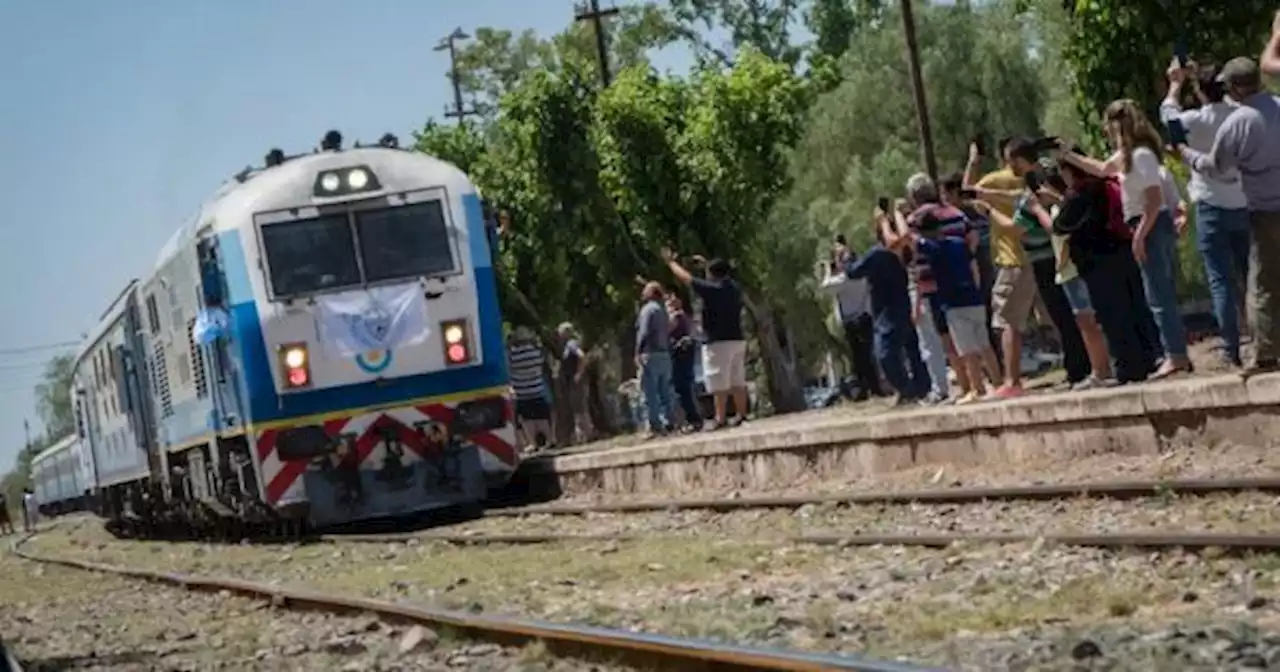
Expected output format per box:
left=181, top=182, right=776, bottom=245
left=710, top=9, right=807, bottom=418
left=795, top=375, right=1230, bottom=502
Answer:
left=71, top=132, right=518, bottom=536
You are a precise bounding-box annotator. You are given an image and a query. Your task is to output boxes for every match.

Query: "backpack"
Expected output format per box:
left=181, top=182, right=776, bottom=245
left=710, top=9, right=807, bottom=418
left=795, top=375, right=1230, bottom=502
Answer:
left=1102, top=177, right=1132, bottom=241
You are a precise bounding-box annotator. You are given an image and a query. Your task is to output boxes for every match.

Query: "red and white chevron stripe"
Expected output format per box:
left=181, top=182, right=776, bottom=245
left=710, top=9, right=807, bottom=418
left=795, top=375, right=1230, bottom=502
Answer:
left=254, top=399, right=517, bottom=506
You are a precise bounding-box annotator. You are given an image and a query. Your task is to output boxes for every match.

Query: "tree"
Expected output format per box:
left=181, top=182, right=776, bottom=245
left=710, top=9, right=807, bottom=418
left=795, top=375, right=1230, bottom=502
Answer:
left=450, top=3, right=685, bottom=116
left=667, top=0, right=804, bottom=66
left=34, top=354, right=75, bottom=443
left=2, top=353, right=75, bottom=503
left=1053, top=0, right=1274, bottom=150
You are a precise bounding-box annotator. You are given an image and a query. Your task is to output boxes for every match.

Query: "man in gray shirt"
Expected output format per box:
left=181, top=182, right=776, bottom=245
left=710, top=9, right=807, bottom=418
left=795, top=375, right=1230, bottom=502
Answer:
left=1162, top=60, right=1251, bottom=366
left=1180, top=57, right=1280, bottom=374
left=635, top=281, right=677, bottom=436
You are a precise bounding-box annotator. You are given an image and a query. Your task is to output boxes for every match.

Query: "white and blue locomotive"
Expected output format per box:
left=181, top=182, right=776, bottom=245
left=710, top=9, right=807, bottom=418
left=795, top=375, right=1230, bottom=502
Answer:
left=71, top=132, right=518, bottom=533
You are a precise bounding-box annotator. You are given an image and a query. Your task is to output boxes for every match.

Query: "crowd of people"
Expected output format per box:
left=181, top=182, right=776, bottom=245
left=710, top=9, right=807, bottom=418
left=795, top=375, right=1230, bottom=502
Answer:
left=504, top=19, right=1280, bottom=447
left=820, top=43, right=1279, bottom=409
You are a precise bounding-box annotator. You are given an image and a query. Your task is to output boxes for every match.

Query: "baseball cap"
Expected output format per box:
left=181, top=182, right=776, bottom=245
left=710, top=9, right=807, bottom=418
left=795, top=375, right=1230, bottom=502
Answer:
left=1216, top=57, right=1261, bottom=88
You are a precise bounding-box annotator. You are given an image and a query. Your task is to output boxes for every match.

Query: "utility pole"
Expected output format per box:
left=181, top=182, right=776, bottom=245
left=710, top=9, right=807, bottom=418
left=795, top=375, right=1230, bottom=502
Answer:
left=434, top=27, right=478, bottom=123
left=899, top=0, right=938, bottom=181
left=574, top=0, right=621, bottom=86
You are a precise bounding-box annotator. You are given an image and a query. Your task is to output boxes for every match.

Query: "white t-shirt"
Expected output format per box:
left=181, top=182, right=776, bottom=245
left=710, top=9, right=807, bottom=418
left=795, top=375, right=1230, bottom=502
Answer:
left=1116, top=147, right=1167, bottom=221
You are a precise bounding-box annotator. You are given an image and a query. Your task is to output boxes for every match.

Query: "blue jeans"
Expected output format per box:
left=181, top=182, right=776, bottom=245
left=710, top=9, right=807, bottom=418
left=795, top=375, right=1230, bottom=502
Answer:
left=639, top=351, right=678, bottom=431
left=875, top=323, right=930, bottom=400
left=1132, top=211, right=1189, bottom=359
left=1196, top=202, right=1251, bottom=361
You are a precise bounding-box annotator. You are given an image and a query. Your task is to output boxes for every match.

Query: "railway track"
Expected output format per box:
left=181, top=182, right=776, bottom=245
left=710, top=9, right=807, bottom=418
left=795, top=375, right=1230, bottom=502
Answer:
left=87, top=474, right=1280, bottom=547
left=330, top=530, right=1280, bottom=555
left=8, top=533, right=932, bottom=672
left=485, top=475, right=1280, bottom=518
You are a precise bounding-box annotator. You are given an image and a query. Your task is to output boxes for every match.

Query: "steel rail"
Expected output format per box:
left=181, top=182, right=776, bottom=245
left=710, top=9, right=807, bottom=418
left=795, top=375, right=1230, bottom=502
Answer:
left=489, top=476, right=1280, bottom=517
left=330, top=531, right=1280, bottom=555
left=9, top=536, right=937, bottom=672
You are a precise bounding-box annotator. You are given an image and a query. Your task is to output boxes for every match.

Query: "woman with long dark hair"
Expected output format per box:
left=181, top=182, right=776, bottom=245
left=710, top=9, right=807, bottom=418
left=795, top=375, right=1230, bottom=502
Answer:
left=1053, top=148, right=1159, bottom=384
left=1059, top=100, right=1191, bottom=380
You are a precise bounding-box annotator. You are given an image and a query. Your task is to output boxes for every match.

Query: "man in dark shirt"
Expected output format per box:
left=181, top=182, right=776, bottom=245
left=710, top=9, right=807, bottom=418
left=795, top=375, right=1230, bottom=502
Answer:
left=662, top=248, right=748, bottom=429
left=847, top=214, right=930, bottom=404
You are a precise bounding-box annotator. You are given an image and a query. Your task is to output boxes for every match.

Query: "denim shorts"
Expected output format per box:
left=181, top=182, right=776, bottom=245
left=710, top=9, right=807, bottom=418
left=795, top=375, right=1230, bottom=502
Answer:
left=1060, top=276, right=1093, bottom=314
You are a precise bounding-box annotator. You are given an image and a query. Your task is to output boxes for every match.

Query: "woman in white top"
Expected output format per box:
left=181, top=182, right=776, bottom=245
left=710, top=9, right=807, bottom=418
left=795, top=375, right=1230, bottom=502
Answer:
left=1058, top=99, right=1192, bottom=380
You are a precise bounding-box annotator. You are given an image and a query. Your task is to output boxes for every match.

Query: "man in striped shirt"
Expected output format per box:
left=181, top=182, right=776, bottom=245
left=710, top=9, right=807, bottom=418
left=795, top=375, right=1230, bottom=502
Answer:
left=507, top=326, right=553, bottom=451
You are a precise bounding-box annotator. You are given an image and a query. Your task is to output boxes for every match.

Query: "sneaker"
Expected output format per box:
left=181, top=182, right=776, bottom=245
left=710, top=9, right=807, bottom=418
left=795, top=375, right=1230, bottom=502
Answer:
left=992, top=384, right=1023, bottom=400
left=1071, top=375, right=1105, bottom=391
left=955, top=391, right=982, bottom=405
left=918, top=392, right=948, bottom=407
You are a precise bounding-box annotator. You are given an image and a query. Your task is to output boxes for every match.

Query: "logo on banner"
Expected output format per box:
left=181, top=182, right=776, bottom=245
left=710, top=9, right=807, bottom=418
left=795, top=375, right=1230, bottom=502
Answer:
left=355, top=349, right=394, bottom=374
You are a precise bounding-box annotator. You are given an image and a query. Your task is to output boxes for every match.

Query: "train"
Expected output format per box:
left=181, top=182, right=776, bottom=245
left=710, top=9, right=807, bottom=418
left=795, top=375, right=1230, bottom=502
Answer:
left=65, top=131, right=518, bottom=536
left=29, top=434, right=94, bottom=517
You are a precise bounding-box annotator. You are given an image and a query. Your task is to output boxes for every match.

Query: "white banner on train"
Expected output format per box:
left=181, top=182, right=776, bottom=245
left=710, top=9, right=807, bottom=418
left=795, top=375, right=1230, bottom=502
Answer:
left=314, top=282, right=429, bottom=357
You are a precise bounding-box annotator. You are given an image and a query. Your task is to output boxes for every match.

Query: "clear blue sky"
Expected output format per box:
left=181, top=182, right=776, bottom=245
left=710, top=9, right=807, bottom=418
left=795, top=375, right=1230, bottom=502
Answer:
left=0, top=0, right=728, bottom=470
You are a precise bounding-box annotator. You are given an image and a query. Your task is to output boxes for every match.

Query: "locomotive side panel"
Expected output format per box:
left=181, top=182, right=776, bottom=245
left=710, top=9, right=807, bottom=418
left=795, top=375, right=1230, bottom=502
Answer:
left=139, top=244, right=219, bottom=455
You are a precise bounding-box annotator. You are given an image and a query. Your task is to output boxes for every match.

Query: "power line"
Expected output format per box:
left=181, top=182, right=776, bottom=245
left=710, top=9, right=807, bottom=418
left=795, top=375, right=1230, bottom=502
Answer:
left=0, top=340, right=79, bottom=357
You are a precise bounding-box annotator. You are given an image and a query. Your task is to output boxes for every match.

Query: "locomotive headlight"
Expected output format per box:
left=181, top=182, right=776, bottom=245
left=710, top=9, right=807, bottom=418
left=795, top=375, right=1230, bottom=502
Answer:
left=278, top=343, right=312, bottom=389
left=284, top=347, right=307, bottom=369
left=313, top=164, right=381, bottom=197
left=440, top=320, right=472, bottom=365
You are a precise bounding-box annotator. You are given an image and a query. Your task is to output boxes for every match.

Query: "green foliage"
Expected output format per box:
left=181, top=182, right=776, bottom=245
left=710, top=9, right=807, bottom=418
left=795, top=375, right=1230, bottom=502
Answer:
left=2, top=353, right=75, bottom=503
left=1056, top=0, right=1273, bottom=150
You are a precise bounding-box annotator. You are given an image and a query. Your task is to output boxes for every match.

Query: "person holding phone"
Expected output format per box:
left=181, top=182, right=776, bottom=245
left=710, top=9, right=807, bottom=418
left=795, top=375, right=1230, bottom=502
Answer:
left=1177, top=56, right=1280, bottom=376
left=1161, top=58, right=1251, bottom=368
left=1061, top=100, right=1192, bottom=380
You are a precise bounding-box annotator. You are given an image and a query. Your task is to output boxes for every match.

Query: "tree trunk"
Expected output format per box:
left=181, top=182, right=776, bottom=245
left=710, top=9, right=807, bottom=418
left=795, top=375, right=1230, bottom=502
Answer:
left=742, top=294, right=807, bottom=415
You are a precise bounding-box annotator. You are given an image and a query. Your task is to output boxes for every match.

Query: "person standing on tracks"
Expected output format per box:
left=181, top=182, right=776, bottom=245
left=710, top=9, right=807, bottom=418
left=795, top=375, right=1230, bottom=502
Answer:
left=661, top=248, right=749, bottom=430
left=508, top=326, right=553, bottom=452
left=556, top=322, right=595, bottom=444
left=21, top=488, right=36, bottom=533
left=635, top=282, right=679, bottom=438
left=0, top=493, right=13, bottom=535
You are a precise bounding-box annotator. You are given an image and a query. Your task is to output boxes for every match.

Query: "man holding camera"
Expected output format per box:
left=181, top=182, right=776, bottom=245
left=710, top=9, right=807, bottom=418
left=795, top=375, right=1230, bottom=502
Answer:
left=964, top=138, right=1044, bottom=398
left=1177, top=56, right=1280, bottom=375
left=1162, top=59, right=1251, bottom=368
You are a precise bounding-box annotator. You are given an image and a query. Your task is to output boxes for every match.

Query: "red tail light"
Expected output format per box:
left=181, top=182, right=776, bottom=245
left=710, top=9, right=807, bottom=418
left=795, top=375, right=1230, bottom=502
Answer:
left=278, top=343, right=312, bottom=389
left=441, top=320, right=472, bottom=365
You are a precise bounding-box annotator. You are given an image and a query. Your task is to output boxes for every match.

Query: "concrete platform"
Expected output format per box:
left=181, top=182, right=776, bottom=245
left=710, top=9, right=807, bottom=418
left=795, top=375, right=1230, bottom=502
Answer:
left=521, top=372, right=1280, bottom=498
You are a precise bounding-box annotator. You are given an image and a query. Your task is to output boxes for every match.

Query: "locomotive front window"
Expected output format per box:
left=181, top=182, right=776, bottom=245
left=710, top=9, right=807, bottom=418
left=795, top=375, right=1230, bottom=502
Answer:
left=261, top=214, right=362, bottom=296
left=354, top=200, right=455, bottom=283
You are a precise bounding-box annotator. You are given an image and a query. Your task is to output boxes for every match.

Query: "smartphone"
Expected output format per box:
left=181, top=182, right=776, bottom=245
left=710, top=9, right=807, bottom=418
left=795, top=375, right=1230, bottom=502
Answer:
left=1174, top=39, right=1189, bottom=68
left=959, top=187, right=978, bottom=200
left=1166, top=118, right=1189, bottom=147
left=877, top=197, right=890, bottom=213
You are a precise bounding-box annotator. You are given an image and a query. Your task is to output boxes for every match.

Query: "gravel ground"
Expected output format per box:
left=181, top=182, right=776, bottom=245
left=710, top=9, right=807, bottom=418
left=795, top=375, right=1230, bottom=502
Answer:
left=1, top=533, right=619, bottom=671
left=445, top=491, right=1280, bottom=540
left=26, top=517, right=1280, bottom=671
